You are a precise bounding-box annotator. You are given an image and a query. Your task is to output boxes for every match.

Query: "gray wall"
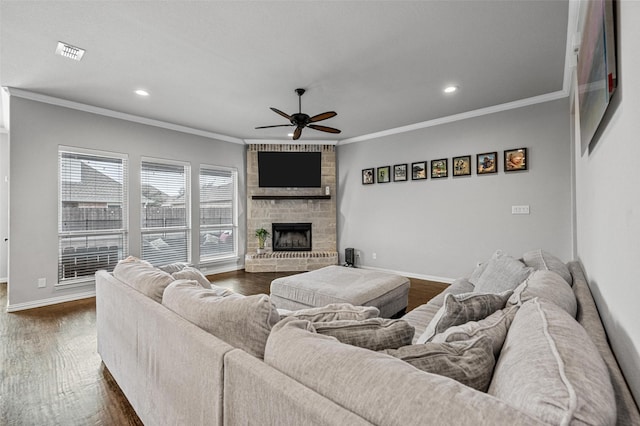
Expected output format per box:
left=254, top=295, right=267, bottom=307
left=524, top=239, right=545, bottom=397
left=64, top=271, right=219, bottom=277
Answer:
left=336, top=98, right=572, bottom=281
left=574, top=0, right=640, bottom=402
left=8, top=97, right=245, bottom=308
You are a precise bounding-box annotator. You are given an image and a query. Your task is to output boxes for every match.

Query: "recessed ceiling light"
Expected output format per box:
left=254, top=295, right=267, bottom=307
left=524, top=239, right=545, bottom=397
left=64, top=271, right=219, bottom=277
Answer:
left=55, top=41, right=85, bottom=61
left=444, top=85, right=459, bottom=94
left=135, top=89, right=150, bottom=97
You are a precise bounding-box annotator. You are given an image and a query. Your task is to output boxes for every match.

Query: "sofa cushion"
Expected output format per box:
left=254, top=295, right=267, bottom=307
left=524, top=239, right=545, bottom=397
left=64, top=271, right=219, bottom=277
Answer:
left=171, top=266, right=212, bottom=289
left=473, top=251, right=533, bottom=293
left=382, top=336, right=494, bottom=391
left=279, top=303, right=380, bottom=322
left=431, top=304, right=518, bottom=358
left=158, top=262, right=189, bottom=274
left=313, top=318, right=414, bottom=351
left=523, top=249, right=572, bottom=286
left=113, top=256, right=175, bottom=303
left=416, top=290, right=512, bottom=344
left=489, top=298, right=616, bottom=425
left=507, top=270, right=577, bottom=317
left=162, top=280, right=280, bottom=359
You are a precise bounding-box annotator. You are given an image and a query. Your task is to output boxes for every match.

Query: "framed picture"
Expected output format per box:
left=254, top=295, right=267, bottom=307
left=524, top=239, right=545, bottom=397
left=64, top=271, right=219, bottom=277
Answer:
left=411, top=161, right=427, bottom=180
left=393, top=164, right=408, bottom=182
left=504, top=148, right=528, bottom=172
left=577, top=0, right=617, bottom=153
left=362, top=168, right=375, bottom=185
left=431, top=159, right=448, bottom=178
left=477, top=152, right=498, bottom=174
left=377, top=166, right=391, bottom=183
left=452, top=155, right=471, bottom=176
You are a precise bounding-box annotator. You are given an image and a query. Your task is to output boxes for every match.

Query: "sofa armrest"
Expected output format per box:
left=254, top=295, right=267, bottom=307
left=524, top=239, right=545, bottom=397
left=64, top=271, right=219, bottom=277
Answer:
left=96, top=270, right=235, bottom=425
left=569, top=262, right=640, bottom=425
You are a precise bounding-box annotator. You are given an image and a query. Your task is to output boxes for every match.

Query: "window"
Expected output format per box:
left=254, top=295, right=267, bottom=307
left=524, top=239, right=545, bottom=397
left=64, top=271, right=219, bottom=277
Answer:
left=141, top=159, right=190, bottom=266
left=199, top=165, right=237, bottom=262
left=58, top=147, right=128, bottom=284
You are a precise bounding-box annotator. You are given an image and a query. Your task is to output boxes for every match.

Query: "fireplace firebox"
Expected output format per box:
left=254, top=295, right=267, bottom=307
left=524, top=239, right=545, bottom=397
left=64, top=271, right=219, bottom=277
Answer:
left=272, top=223, right=312, bottom=252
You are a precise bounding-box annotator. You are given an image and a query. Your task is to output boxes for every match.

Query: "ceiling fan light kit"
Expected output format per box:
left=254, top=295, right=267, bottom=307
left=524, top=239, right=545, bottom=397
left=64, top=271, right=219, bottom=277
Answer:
left=255, top=88, right=341, bottom=140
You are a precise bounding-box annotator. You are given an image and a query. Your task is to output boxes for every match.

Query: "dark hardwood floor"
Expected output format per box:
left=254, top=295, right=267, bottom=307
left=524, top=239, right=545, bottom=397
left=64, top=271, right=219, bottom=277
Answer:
left=0, top=271, right=447, bottom=425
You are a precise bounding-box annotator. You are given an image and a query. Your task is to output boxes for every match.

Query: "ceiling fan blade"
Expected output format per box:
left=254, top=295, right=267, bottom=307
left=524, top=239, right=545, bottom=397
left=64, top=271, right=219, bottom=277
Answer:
left=293, top=127, right=303, bottom=140
left=308, top=124, right=341, bottom=134
left=255, top=124, right=294, bottom=129
left=309, top=111, right=337, bottom=123
left=270, top=107, right=291, bottom=120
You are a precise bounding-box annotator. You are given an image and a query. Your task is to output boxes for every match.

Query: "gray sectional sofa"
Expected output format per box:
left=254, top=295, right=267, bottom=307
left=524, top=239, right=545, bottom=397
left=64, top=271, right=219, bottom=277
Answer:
left=95, top=252, right=640, bottom=425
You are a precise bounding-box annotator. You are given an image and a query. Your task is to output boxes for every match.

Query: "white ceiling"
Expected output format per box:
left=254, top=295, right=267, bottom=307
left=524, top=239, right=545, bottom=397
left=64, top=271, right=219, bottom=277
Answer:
left=0, top=1, right=572, bottom=143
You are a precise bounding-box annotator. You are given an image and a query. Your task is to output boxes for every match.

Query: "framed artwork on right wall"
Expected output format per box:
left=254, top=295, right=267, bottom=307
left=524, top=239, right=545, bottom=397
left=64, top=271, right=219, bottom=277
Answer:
left=504, top=148, right=528, bottom=172
left=452, top=155, right=471, bottom=176
left=477, top=152, right=497, bottom=174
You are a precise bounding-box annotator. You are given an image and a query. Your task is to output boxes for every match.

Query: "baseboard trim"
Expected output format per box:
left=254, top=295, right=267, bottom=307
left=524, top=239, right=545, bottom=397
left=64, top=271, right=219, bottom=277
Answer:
left=6, top=290, right=96, bottom=312
left=355, top=265, right=455, bottom=284
left=200, top=263, right=244, bottom=276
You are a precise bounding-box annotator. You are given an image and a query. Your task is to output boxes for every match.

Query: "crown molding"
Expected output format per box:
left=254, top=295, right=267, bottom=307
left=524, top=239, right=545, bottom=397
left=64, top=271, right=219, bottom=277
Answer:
left=338, top=89, right=569, bottom=145
left=5, top=87, right=245, bottom=145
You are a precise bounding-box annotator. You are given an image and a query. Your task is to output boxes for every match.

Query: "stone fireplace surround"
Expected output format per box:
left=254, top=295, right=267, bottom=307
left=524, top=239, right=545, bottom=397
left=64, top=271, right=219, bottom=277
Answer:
left=245, top=144, right=338, bottom=272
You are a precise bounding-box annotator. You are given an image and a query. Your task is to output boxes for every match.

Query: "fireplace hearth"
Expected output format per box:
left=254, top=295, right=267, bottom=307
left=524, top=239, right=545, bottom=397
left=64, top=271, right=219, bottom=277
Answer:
left=272, top=223, right=312, bottom=252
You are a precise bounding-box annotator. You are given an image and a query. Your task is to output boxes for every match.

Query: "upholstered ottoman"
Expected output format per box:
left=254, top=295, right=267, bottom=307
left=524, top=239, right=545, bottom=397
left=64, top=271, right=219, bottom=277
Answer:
left=270, top=266, right=410, bottom=318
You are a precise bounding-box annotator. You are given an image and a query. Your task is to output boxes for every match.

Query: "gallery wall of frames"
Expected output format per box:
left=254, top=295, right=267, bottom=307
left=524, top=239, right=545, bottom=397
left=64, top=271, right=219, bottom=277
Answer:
left=362, top=148, right=527, bottom=184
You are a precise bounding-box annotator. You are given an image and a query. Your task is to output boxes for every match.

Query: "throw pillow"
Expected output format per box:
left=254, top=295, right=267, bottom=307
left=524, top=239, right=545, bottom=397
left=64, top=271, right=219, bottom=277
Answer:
left=313, top=318, right=414, bottom=351
left=522, top=249, right=573, bottom=286
left=113, top=257, right=174, bottom=303
left=416, top=290, right=512, bottom=344
left=469, top=249, right=504, bottom=285
left=507, top=270, right=577, bottom=317
left=473, top=251, right=533, bottom=294
left=171, top=266, right=212, bottom=289
left=162, top=280, right=279, bottom=359
left=381, top=336, right=495, bottom=392
left=468, top=261, right=489, bottom=285
left=431, top=304, right=519, bottom=357
left=280, top=303, right=380, bottom=322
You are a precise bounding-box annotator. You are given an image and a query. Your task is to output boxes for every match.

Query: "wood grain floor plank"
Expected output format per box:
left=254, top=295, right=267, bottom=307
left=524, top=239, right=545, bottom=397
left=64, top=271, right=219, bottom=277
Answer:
left=0, top=270, right=447, bottom=424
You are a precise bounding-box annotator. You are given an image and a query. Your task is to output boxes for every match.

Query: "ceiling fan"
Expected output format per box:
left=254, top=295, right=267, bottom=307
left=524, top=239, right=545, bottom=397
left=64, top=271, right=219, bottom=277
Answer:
left=255, top=88, right=341, bottom=140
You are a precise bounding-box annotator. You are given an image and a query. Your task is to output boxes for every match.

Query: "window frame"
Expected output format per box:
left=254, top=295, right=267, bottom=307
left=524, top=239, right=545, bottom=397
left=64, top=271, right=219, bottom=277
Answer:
left=57, top=146, right=129, bottom=286
left=140, top=157, right=192, bottom=266
left=199, top=164, right=238, bottom=264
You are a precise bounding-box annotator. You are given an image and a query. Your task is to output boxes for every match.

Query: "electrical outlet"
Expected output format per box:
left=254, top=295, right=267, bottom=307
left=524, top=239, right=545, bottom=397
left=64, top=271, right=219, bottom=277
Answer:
left=511, top=205, right=530, bottom=215
left=372, top=252, right=377, bottom=260
left=37, top=278, right=46, bottom=288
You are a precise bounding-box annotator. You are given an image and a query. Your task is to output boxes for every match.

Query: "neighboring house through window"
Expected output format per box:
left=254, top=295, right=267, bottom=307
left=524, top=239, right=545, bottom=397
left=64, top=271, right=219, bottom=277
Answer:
left=141, top=158, right=191, bottom=266
left=58, top=147, right=128, bottom=284
left=200, top=165, right=237, bottom=263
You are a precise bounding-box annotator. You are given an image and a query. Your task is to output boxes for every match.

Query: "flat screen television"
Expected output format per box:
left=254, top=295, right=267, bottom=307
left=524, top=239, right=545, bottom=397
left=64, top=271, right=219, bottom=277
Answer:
left=258, top=151, right=322, bottom=188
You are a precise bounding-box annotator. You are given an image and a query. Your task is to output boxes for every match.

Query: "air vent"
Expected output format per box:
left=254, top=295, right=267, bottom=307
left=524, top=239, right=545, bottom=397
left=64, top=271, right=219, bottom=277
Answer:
left=55, top=41, right=85, bottom=61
